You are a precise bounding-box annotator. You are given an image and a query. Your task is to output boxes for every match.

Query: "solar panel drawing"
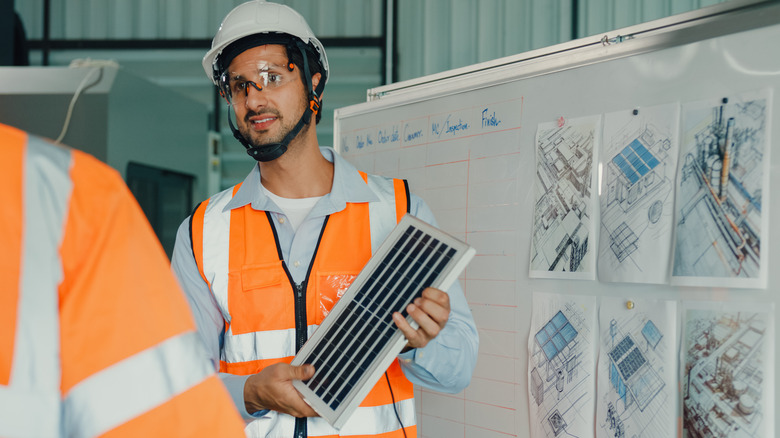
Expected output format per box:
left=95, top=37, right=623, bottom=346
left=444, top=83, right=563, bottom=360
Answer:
left=597, top=298, right=676, bottom=438
left=597, top=103, right=679, bottom=284
left=529, top=294, right=596, bottom=438
left=290, top=214, right=475, bottom=429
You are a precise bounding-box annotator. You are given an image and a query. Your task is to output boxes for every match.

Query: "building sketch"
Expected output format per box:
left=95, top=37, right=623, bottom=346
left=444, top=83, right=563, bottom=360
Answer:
left=682, top=306, right=773, bottom=438
left=598, top=104, right=679, bottom=284
left=531, top=116, right=600, bottom=279
left=529, top=293, right=596, bottom=438
left=597, top=298, right=677, bottom=438
left=673, top=91, right=770, bottom=287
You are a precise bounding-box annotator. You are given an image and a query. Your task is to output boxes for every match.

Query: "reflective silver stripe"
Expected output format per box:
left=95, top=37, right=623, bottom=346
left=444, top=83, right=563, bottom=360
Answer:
left=0, top=388, right=61, bottom=437
left=63, top=331, right=214, bottom=437
left=0, top=137, right=72, bottom=438
left=244, top=399, right=416, bottom=437
left=201, top=189, right=233, bottom=320
left=223, top=325, right=318, bottom=363
left=340, top=398, right=417, bottom=435
left=366, top=174, right=398, bottom=255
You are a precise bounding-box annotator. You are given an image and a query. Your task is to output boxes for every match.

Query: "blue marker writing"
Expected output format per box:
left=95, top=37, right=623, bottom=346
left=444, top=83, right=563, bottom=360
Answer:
left=482, top=108, right=501, bottom=128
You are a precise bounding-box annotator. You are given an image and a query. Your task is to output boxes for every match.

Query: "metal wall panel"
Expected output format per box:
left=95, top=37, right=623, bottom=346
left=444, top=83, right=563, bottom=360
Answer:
left=578, top=0, right=730, bottom=38
left=396, top=0, right=573, bottom=82
left=394, top=0, right=733, bottom=82
left=15, top=0, right=383, bottom=40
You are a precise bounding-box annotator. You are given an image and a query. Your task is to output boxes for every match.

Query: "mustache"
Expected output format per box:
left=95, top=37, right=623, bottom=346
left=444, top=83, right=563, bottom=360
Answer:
left=244, top=109, right=281, bottom=123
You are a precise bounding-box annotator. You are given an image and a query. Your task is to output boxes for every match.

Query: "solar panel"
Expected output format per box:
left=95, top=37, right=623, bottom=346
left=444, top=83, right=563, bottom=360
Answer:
left=613, top=139, right=662, bottom=185
left=535, top=311, right=578, bottom=362
left=641, top=320, right=663, bottom=350
left=617, top=347, right=647, bottom=380
left=609, top=335, right=635, bottom=362
left=290, top=214, right=475, bottom=429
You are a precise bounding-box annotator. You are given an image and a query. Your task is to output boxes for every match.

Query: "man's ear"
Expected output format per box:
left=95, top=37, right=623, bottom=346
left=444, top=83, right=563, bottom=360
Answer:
left=311, top=72, right=323, bottom=95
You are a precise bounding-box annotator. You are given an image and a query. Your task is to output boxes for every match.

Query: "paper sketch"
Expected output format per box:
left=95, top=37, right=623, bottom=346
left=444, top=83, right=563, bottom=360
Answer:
left=598, top=104, right=680, bottom=284
left=596, top=297, right=677, bottom=438
left=530, top=116, right=600, bottom=279
left=672, top=90, right=771, bottom=288
left=682, top=301, right=774, bottom=438
left=528, top=292, right=596, bottom=438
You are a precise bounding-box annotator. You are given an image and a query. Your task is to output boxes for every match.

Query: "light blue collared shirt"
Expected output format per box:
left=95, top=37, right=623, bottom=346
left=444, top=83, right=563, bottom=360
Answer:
left=171, top=147, right=479, bottom=419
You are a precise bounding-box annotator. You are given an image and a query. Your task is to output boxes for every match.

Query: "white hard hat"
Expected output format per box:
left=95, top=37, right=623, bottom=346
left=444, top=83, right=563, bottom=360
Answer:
left=202, top=0, right=329, bottom=86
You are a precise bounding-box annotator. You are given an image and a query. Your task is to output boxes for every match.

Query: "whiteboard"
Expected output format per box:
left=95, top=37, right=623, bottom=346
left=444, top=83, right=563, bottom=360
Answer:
left=334, top=1, right=780, bottom=437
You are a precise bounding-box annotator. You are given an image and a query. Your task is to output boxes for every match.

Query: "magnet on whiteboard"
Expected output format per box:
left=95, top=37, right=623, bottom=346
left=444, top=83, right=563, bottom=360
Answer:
left=626, top=300, right=634, bottom=310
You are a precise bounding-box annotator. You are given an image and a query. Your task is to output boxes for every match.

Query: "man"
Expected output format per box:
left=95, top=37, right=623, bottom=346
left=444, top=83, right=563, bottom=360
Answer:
left=171, top=1, right=479, bottom=437
left=0, top=122, right=246, bottom=437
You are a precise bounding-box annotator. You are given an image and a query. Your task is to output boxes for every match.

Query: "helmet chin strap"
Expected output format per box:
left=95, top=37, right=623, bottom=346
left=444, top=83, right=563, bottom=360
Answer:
left=228, top=108, right=306, bottom=162
left=231, top=40, right=323, bottom=163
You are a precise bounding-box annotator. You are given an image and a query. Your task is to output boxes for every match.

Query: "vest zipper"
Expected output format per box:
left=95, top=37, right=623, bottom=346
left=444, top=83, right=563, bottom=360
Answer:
left=265, top=212, right=329, bottom=438
left=294, top=281, right=308, bottom=438
left=294, top=281, right=307, bottom=351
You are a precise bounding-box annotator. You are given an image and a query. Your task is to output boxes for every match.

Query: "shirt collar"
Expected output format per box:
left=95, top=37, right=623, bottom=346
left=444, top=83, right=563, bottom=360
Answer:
left=223, top=147, right=378, bottom=215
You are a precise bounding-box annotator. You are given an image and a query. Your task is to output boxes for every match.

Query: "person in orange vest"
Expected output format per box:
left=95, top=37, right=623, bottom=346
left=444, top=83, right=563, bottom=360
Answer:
left=0, top=122, right=247, bottom=437
left=171, top=1, right=479, bottom=437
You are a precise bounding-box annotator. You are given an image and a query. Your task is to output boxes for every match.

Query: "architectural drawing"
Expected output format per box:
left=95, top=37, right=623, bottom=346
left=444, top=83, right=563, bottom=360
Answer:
left=673, top=90, right=771, bottom=287
left=529, top=292, right=596, bottom=438
left=530, top=116, right=600, bottom=279
left=682, top=304, right=774, bottom=438
left=598, top=104, right=680, bottom=284
left=596, top=298, right=677, bottom=438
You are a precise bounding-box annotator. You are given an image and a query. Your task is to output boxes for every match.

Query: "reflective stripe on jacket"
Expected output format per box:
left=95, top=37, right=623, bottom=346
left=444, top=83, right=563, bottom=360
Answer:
left=0, top=124, right=245, bottom=437
left=191, top=171, right=417, bottom=437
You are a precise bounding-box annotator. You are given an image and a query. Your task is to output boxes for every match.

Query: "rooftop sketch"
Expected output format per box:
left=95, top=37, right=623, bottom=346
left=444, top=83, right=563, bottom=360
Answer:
left=531, top=116, right=600, bottom=279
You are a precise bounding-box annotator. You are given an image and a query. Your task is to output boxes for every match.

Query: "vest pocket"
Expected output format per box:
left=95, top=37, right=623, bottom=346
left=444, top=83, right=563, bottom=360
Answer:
left=315, top=272, right=359, bottom=324
left=228, top=262, right=293, bottom=335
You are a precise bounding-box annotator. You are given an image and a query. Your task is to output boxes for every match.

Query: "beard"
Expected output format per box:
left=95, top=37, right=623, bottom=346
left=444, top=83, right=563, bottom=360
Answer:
left=237, top=98, right=311, bottom=149
left=238, top=108, right=287, bottom=148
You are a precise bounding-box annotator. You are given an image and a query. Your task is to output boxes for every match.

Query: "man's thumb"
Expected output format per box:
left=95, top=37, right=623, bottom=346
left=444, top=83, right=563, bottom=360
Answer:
left=292, top=364, right=315, bottom=380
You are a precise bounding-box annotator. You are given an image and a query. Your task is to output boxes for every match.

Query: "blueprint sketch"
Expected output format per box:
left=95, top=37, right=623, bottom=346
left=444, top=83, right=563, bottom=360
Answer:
left=672, top=90, right=771, bottom=288
left=596, top=297, right=677, bottom=438
left=530, top=116, right=600, bottom=280
left=682, top=301, right=774, bottom=438
left=528, top=292, right=596, bottom=438
left=598, top=104, right=680, bottom=284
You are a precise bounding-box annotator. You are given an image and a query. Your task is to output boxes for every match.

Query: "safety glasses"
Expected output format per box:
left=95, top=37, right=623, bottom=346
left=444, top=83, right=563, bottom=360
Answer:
left=218, top=61, right=298, bottom=106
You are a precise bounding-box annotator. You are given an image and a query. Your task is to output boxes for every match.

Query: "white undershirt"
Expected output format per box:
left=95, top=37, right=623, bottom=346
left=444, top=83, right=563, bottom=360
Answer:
left=262, top=186, right=322, bottom=233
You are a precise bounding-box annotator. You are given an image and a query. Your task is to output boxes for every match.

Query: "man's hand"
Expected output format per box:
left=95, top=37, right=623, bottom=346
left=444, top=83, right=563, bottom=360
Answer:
left=392, top=287, right=450, bottom=350
left=244, top=363, right=319, bottom=418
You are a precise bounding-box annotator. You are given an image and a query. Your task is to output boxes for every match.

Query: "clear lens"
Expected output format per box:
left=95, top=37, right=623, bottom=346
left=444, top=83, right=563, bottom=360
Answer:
left=220, top=61, right=296, bottom=106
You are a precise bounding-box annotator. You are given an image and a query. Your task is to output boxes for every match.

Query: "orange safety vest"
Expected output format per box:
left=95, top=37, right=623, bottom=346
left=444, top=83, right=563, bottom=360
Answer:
left=0, top=124, right=245, bottom=437
left=191, top=171, right=418, bottom=437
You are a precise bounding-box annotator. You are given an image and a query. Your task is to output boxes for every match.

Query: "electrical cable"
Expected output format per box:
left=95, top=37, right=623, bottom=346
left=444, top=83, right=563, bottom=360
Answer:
left=385, top=372, right=408, bottom=438
left=55, top=67, right=102, bottom=145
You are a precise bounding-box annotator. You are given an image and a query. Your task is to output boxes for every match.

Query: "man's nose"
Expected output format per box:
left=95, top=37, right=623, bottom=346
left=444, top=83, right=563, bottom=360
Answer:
left=244, top=81, right=266, bottom=107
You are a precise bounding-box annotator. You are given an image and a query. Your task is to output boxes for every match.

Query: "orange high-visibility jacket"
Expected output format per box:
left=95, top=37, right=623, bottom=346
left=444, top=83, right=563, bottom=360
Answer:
left=190, top=172, right=417, bottom=437
left=0, top=124, right=245, bottom=438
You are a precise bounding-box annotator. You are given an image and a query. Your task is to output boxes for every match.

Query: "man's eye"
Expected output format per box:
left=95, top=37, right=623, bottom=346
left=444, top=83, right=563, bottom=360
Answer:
left=268, top=73, right=283, bottom=84
left=232, top=81, right=247, bottom=92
